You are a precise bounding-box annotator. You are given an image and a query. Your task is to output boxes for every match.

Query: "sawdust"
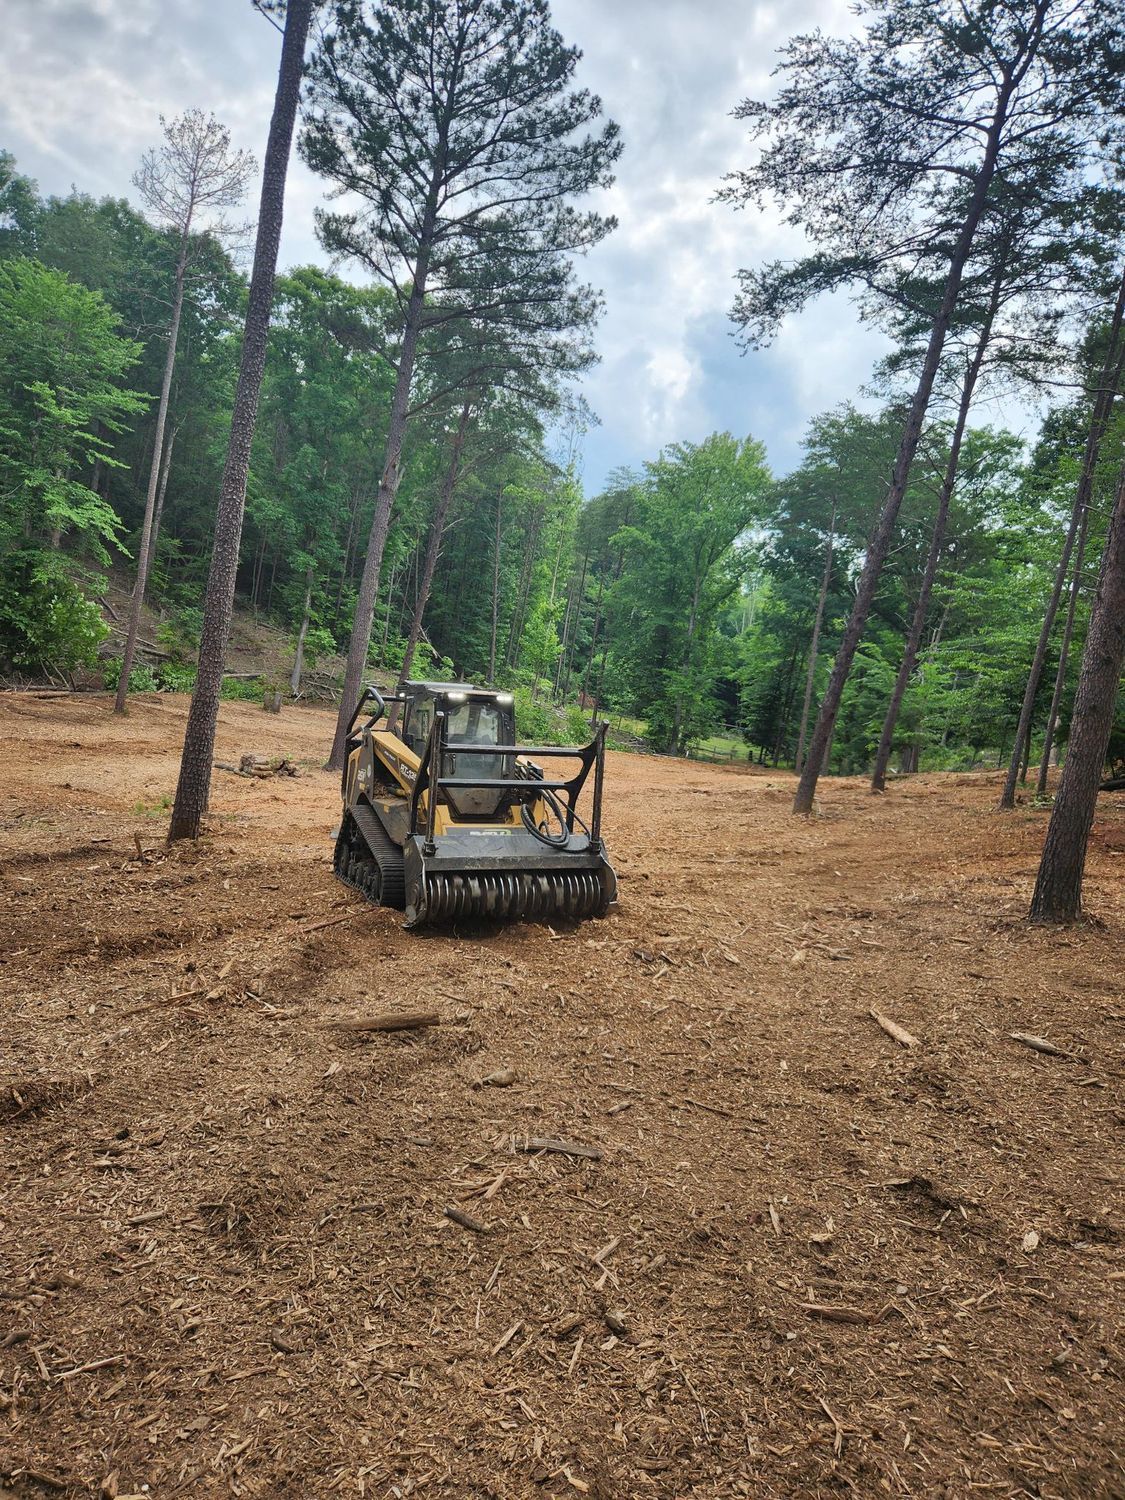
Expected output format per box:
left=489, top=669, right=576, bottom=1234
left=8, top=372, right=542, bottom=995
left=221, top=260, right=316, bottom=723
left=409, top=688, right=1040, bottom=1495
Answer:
left=0, top=692, right=1122, bottom=1498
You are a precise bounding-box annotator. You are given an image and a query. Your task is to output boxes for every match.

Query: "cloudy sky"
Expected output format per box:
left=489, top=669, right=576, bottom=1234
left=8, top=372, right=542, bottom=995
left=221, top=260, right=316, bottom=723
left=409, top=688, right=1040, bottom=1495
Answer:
left=1, top=0, right=902, bottom=489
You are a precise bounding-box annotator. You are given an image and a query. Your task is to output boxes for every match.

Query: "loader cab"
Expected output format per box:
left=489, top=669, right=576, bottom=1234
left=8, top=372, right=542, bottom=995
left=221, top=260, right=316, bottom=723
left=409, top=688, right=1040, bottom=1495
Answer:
left=400, top=681, right=516, bottom=818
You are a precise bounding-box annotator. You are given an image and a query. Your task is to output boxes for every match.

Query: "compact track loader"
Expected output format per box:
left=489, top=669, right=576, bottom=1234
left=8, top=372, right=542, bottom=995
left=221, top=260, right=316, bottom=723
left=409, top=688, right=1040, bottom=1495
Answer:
left=334, top=680, right=617, bottom=928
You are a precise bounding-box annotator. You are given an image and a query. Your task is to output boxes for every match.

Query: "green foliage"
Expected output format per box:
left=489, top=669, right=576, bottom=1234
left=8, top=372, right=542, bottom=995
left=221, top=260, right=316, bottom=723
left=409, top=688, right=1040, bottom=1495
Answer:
left=103, top=658, right=158, bottom=694
left=0, top=258, right=146, bottom=563
left=156, top=661, right=197, bottom=692
left=513, top=689, right=593, bottom=747
left=0, top=554, right=108, bottom=674
left=219, top=676, right=267, bottom=702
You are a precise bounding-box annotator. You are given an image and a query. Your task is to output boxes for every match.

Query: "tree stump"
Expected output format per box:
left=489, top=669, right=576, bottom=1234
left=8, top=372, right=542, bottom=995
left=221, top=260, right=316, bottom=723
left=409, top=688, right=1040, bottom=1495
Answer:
left=263, top=690, right=282, bottom=714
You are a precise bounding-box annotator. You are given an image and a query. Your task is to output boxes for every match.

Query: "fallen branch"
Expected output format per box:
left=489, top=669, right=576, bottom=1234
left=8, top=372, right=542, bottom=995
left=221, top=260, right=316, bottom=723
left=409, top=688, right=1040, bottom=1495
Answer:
left=328, top=1011, right=440, bottom=1034
left=817, top=1396, right=845, bottom=1457
left=121, top=986, right=209, bottom=1018
left=444, top=1205, right=489, bottom=1234
left=299, top=908, right=371, bottom=934
left=1011, top=1032, right=1070, bottom=1058
left=798, top=1302, right=872, bottom=1324
left=869, top=1008, right=920, bottom=1048
left=516, top=1136, right=602, bottom=1161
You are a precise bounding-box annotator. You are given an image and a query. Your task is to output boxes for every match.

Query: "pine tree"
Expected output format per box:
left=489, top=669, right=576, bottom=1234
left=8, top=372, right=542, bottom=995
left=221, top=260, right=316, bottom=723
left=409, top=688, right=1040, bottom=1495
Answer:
left=721, top=0, right=1125, bottom=813
left=300, top=0, right=621, bottom=768
left=168, top=0, right=314, bottom=841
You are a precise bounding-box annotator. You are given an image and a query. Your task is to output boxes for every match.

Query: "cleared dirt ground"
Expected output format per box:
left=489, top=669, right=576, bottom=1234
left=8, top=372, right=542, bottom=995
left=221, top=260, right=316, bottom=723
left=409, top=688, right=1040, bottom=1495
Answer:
left=0, top=693, right=1121, bottom=1499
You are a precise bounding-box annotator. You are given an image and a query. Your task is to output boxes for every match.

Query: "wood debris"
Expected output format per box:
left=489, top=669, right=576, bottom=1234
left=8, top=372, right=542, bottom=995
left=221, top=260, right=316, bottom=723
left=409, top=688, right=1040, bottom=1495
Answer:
left=327, top=1010, right=439, bottom=1033
left=869, top=1008, right=920, bottom=1048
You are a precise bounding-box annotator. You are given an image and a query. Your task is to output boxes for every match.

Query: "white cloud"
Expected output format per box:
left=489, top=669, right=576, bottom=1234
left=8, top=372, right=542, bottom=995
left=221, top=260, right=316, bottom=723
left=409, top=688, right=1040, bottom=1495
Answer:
left=1, top=0, right=987, bottom=489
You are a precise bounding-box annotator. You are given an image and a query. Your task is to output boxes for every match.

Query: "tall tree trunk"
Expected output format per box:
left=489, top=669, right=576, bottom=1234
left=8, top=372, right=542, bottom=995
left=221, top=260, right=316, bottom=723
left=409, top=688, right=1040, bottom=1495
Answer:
left=333, top=483, right=365, bottom=630
left=557, top=552, right=588, bottom=698
left=795, top=502, right=836, bottom=775
left=1029, top=464, right=1125, bottom=922
left=1000, top=266, right=1125, bottom=809
left=792, top=70, right=1019, bottom=814
left=266, top=545, right=280, bottom=613
left=505, top=507, right=543, bottom=672
left=580, top=578, right=605, bottom=705
left=1036, top=316, right=1125, bottom=793
left=326, top=226, right=438, bottom=772
left=148, top=421, right=179, bottom=571
left=393, top=402, right=471, bottom=714
left=168, top=0, right=312, bottom=841
left=671, top=573, right=705, bottom=752
left=1034, top=510, right=1089, bottom=796
left=871, top=281, right=998, bottom=791
left=290, top=564, right=315, bottom=695
left=488, top=486, right=503, bottom=684
left=114, top=243, right=188, bottom=713
left=771, top=643, right=802, bottom=766
left=378, top=558, right=398, bottom=666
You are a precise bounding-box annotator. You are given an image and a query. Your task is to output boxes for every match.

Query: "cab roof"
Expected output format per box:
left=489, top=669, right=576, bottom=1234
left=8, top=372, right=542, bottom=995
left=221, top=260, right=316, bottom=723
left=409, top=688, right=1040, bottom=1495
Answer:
left=402, top=684, right=510, bottom=699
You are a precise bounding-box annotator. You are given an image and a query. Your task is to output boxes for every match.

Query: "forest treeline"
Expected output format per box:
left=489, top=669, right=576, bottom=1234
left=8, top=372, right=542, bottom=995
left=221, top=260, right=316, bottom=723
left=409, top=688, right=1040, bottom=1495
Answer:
left=1, top=0, right=1123, bottom=919
left=2, top=143, right=1121, bottom=774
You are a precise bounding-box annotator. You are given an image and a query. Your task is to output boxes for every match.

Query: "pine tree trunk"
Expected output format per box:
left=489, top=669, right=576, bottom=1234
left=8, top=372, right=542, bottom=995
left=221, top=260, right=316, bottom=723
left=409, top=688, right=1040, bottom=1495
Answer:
left=557, top=552, right=588, bottom=698
left=168, top=0, right=312, bottom=841
left=148, top=422, right=179, bottom=570
left=115, top=244, right=188, bottom=713
left=326, top=231, right=436, bottom=772
left=1036, top=288, right=1125, bottom=792
left=290, top=564, right=314, bottom=696
left=871, top=286, right=997, bottom=791
left=792, top=73, right=1018, bottom=814
left=795, top=503, right=835, bottom=775
left=1000, top=267, right=1125, bottom=809
left=395, top=402, right=471, bottom=703
left=378, top=558, right=398, bottom=667
left=505, top=508, right=543, bottom=672
left=1029, top=464, right=1125, bottom=922
left=580, top=579, right=605, bottom=705
left=488, top=487, right=504, bottom=684
left=1035, top=512, right=1089, bottom=796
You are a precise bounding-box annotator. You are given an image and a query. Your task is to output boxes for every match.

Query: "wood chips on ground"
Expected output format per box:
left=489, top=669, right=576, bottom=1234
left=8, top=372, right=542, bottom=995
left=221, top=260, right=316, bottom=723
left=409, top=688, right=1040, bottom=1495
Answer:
left=0, top=693, right=1121, bottom=1498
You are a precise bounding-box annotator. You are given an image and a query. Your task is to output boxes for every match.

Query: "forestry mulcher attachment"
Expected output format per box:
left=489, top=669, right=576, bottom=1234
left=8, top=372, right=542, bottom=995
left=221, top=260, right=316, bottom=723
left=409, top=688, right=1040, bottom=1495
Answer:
left=334, top=680, right=617, bottom=928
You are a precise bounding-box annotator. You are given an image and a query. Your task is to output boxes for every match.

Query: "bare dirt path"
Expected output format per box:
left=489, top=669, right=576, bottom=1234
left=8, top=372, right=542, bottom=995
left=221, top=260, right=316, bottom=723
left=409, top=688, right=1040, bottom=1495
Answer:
left=1, top=694, right=1121, bottom=1498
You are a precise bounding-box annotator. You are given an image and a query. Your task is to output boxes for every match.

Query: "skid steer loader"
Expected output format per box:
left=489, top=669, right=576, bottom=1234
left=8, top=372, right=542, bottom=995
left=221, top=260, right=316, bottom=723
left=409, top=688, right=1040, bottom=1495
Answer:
left=334, top=680, right=617, bottom=928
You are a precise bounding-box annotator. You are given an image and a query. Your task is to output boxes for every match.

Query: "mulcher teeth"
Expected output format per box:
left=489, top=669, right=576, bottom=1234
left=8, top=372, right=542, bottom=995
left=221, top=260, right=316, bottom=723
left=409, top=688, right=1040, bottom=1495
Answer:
left=415, top=869, right=606, bottom=926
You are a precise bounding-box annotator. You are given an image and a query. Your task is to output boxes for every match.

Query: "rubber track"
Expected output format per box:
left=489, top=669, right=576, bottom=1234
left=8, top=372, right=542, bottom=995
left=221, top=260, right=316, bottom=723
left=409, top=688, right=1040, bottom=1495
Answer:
left=333, top=805, right=406, bottom=910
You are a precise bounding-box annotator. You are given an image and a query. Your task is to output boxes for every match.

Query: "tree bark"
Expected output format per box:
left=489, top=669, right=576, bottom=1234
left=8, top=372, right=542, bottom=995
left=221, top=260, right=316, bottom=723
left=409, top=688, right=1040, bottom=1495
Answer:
left=556, top=551, right=587, bottom=699
left=394, top=401, right=472, bottom=711
left=168, top=0, right=312, bottom=841
left=148, top=421, right=179, bottom=570
left=115, top=243, right=187, bottom=712
left=1036, top=310, right=1125, bottom=794
left=290, top=564, right=314, bottom=695
left=871, top=281, right=997, bottom=791
left=795, top=502, right=835, bottom=775
left=792, top=65, right=1020, bottom=814
left=488, top=486, right=503, bottom=684
left=1000, top=265, right=1125, bottom=809
left=1029, top=463, right=1125, bottom=922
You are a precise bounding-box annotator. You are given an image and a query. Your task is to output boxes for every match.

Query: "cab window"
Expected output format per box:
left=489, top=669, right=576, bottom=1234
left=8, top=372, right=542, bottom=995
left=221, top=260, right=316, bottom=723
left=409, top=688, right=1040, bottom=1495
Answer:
left=445, top=701, right=510, bottom=780
left=407, top=699, right=432, bottom=758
